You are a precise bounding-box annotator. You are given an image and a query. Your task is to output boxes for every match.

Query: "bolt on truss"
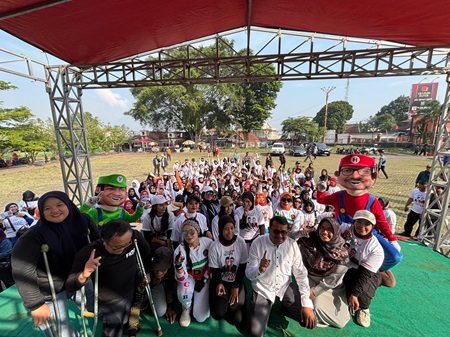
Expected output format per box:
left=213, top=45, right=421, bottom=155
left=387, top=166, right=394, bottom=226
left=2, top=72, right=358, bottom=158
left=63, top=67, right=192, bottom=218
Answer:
left=46, top=65, right=94, bottom=205
left=419, top=72, right=450, bottom=256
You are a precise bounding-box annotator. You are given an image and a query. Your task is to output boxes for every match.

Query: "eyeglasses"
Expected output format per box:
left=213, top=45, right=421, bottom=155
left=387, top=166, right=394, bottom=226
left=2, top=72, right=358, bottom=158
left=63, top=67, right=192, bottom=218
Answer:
left=340, top=167, right=372, bottom=176
left=281, top=198, right=292, bottom=202
left=272, top=229, right=288, bottom=236
left=105, top=240, right=132, bottom=252
left=183, top=229, right=196, bottom=237
left=206, top=191, right=214, bottom=195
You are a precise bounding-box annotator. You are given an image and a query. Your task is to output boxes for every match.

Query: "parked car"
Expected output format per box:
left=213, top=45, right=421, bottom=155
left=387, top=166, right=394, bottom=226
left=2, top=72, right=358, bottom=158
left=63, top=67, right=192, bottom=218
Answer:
left=315, top=142, right=331, bottom=156
left=270, top=142, right=285, bottom=156
left=289, top=145, right=306, bottom=156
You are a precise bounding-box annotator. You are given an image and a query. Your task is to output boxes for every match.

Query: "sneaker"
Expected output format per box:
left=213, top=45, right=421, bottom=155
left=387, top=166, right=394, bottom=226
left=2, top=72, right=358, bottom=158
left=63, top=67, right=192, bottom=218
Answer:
left=356, top=309, right=371, bottom=328
left=179, top=306, right=191, bottom=327
left=397, top=231, right=410, bottom=237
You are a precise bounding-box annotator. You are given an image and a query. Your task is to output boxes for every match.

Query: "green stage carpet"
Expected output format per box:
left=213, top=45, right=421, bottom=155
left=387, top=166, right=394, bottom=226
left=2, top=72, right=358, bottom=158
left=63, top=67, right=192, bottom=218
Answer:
left=1, top=240, right=449, bottom=337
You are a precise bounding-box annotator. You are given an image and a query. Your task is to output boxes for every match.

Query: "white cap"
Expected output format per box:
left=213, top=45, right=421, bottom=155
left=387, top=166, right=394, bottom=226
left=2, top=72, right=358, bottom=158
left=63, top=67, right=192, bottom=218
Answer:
left=167, top=202, right=182, bottom=212
left=203, top=185, right=214, bottom=193
left=150, top=195, right=168, bottom=205
left=353, top=210, right=376, bottom=225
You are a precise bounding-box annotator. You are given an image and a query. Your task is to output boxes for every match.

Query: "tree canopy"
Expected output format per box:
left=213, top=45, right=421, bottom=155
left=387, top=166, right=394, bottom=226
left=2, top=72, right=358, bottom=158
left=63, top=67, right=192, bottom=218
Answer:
left=1, top=81, right=134, bottom=162
left=376, top=95, right=410, bottom=125
left=281, top=116, right=320, bottom=143
left=313, top=100, right=354, bottom=134
left=126, top=40, right=281, bottom=145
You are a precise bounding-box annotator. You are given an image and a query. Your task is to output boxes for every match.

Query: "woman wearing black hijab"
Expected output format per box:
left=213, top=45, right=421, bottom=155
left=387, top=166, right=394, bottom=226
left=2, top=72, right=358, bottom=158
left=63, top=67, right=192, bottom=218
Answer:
left=208, top=215, right=248, bottom=325
left=11, top=191, right=99, bottom=336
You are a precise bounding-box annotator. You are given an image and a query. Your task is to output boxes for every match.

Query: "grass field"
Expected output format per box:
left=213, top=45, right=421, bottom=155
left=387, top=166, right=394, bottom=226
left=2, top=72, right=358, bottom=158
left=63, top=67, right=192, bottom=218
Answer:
left=0, top=150, right=433, bottom=234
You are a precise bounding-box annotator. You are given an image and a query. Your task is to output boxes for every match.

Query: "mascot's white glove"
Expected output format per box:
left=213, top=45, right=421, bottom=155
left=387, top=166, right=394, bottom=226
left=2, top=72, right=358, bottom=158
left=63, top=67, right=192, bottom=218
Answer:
left=317, top=181, right=327, bottom=192
left=85, top=195, right=101, bottom=208
left=390, top=240, right=401, bottom=252
left=137, top=199, right=146, bottom=209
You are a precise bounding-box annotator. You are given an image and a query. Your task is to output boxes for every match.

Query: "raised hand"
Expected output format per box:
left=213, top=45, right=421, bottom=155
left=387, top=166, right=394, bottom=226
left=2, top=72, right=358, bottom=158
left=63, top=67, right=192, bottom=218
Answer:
left=86, top=192, right=103, bottom=207
left=82, top=249, right=101, bottom=280
left=175, top=251, right=185, bottom=268
left=259, top=250, right=271, bottom=273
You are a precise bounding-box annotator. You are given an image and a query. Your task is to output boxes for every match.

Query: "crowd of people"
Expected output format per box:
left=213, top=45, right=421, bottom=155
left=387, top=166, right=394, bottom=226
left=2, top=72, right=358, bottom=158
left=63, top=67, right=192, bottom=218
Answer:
left=0, top=150, right=414, bottom=337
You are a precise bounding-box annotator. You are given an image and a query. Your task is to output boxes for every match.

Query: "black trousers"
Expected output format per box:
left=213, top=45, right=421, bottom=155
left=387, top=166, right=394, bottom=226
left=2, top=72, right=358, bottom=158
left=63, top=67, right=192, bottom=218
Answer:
left=404, top=210, right=421, bottom=236
left=209, top=280, right=246, bottom=325
left=344, top=268, right=381, bottom=310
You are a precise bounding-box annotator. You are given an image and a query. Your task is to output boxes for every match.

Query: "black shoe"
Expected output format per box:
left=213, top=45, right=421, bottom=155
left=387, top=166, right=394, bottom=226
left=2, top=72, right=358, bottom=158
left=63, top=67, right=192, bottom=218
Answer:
left=397, top=231, right=410, bottom=237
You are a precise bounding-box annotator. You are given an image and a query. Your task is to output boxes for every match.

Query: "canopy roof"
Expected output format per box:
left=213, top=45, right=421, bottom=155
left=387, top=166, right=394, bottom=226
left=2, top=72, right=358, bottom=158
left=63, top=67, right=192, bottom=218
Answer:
left=1, top=0, right=450, bottom=65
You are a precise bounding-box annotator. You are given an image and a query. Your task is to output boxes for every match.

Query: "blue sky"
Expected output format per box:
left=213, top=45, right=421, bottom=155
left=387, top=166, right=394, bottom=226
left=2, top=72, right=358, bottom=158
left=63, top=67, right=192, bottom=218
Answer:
left=0, top=30, right=447, bottom=134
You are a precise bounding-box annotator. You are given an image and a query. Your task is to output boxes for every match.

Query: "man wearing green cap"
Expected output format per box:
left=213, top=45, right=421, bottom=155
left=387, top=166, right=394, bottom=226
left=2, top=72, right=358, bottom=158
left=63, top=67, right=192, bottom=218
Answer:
left=81, top=174, right=144, bottom=232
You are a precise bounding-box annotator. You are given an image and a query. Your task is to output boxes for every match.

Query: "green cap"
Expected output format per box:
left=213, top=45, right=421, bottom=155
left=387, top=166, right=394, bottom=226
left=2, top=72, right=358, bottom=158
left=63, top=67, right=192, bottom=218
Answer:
left=97, top=174, right=127, bottom=188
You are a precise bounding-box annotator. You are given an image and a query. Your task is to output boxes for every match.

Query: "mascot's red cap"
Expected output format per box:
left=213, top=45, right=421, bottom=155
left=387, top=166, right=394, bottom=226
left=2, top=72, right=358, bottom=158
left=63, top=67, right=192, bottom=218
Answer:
left=339, top=154, right=375, bottom=168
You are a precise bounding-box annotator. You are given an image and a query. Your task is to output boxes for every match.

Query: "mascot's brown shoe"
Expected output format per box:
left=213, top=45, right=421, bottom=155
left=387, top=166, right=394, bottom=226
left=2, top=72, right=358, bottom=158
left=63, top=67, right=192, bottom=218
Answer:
left=380, top=270, right=396, bottom=288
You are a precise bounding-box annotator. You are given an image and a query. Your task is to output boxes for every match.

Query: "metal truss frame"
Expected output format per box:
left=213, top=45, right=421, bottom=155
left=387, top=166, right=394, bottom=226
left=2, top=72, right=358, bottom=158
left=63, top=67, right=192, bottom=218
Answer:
left=419, top=72, right=450, bottom=256
left=46, top=65, right=94, bottom=206
left=69, top=29, right=450, bottom=89
left=2, top=28, right=450, bottom=255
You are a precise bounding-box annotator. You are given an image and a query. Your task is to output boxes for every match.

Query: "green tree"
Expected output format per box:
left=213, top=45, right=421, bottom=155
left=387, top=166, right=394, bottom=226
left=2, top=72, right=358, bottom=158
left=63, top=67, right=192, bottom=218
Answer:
left=365, top=114, right=397, bottom=133
left=126, top=41, right=242, bottom=145
left=415, top=100, right=442, bottom=144
left=281, top=117, right=320, bottom=143
left=376, top=95, right=410, bottom=124
left=126, top=40, right=280, bottom=145
left=104, top=124, right=135, bottom=152
left=83, top=111, right=108, bottom=152
left=313, top=100, right=354, bottom=134
left=232, top=64, right=282, bottom=147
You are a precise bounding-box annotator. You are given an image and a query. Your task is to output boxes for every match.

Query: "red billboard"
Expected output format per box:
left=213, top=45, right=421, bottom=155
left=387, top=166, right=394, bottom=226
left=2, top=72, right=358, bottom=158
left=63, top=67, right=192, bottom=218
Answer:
left=409, top=82, right=439, bottom=115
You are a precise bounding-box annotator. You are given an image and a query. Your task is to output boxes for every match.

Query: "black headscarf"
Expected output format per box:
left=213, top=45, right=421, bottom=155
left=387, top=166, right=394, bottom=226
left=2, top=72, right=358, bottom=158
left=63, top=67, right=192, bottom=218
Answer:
left=218, top=215, right=237, bottom=246
left=35, top=191, right=90, bottom=277
left=241, top=192, right=254, bottom=209
left=299, top=217, right=349, bottom=277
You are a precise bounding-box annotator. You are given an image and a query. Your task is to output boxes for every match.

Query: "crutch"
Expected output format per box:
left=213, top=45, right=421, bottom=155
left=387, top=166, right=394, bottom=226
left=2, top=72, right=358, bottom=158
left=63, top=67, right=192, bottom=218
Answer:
left=134, top=239, right=162, bottom=336
left=79, top=257, right=100, bottom=337
left=41, top=244, right=62, bottom=337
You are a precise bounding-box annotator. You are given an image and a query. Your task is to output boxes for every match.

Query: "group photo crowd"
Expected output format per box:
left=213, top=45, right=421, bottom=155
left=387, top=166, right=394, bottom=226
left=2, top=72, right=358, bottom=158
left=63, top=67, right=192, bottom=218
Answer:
left=2, top=149, right=423, bottom=337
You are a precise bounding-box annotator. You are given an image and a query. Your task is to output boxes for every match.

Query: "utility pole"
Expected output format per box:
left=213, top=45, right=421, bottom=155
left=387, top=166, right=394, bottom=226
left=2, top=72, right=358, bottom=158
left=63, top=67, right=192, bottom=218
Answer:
left=321, top=86, right=336, bottom=142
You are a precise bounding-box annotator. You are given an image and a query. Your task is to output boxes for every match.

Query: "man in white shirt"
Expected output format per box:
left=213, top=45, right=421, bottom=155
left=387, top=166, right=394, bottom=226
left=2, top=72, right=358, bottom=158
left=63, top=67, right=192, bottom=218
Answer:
left=246, top=216, right=316, bottom=337
left=399, top=180, right=427, bottom=238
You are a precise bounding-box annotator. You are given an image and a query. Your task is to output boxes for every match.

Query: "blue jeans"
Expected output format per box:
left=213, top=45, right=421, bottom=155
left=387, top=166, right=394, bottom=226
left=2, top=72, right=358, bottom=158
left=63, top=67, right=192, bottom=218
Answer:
left=38, top=291, right=81, bottom=337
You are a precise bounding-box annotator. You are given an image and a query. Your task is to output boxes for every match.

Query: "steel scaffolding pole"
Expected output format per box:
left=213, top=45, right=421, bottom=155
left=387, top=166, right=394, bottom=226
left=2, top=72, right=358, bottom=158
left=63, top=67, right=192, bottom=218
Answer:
left=46, top=65, right=94, bottom=205
left=418, top=69, right=450, bottom=256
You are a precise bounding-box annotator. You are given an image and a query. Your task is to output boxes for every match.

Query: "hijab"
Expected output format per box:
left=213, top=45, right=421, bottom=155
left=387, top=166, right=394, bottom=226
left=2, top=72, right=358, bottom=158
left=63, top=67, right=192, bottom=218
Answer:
left=218, top=215, right=237, bottom=246
left=241, top=192, right=255, bottom=209
left=35, top=191, right=90, bottom=277
left=299, top=217, right=349, bottom=277
left=256, top=193, right=267, bottom=206
left=279, top=192, right=292, bottom=210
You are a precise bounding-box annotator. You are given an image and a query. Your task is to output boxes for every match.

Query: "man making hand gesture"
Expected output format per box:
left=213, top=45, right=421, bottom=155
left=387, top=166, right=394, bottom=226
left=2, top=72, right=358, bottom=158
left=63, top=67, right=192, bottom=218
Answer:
left=246, top=216, right=316, bottom=337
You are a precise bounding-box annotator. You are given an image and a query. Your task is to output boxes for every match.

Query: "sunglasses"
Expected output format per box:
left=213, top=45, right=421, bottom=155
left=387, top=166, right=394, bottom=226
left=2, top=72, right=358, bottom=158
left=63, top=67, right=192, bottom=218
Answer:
left=183, top=229, right=196, bottom=237
left=272, top=229, right=288, bottom=236
left=281, top=198, right=292, bottom=202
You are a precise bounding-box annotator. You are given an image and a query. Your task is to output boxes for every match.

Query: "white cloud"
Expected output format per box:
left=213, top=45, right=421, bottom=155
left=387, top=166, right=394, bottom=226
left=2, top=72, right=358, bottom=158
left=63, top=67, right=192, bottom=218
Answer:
left=94, top=89, right=129, bottom=110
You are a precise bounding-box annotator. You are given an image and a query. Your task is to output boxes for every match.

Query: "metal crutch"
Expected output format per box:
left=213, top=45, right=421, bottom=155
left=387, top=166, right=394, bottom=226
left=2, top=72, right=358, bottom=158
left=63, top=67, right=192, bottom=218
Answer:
left=78, top=229, right=100, bottom=337
left=79, top=256, right=100, bottom=337
left=134, top=239, right=162, bottom=336
left=41, top=244, right=62, bottom=337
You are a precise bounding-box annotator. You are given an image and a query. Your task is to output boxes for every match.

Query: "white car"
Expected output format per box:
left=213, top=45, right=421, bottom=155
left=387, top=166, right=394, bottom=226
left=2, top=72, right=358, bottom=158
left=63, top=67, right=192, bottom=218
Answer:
left=270, top=142, right=285, bottom=155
